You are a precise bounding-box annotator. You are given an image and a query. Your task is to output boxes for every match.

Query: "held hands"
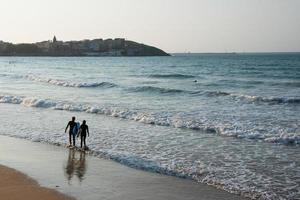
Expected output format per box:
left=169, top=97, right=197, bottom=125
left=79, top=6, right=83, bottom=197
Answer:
left=77, top=129, right=82, bottom=138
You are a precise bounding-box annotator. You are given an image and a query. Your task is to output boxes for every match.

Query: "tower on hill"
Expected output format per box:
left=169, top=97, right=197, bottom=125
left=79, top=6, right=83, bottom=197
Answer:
left=53, top=36, right=57, bottom=43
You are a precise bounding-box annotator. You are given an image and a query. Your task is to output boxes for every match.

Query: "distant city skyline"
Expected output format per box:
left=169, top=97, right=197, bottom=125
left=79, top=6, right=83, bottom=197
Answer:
left=1, top=0, right=299, bottom=53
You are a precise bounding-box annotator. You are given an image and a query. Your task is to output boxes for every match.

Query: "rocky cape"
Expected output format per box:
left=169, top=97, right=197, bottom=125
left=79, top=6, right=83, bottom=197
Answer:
left=0, top=37, right=170, bottom=57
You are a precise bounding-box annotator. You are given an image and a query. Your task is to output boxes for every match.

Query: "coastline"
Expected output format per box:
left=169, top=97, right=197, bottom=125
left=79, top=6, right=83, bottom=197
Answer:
left=0, top=38, right=170, bottom=57
left=0, top=135, right=247, bottom=200
left=0, top=164, right=73, bottom=200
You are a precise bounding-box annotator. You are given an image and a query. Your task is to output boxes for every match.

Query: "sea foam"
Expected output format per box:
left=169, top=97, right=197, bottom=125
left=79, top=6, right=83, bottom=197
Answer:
left=25, top=74, right=117, bottom=88
left=1, top=102, right=299, bottom=200
left=1, top=94, right=299, bottom=145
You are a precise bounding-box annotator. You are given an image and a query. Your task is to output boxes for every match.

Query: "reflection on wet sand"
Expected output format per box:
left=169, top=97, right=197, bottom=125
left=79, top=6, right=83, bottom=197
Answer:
left=64, top=149, right=87, bottom=183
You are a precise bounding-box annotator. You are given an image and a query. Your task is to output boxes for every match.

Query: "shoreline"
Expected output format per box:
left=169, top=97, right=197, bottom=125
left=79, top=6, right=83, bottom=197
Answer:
left=0, top=135, right=247, bottom=200
left=0, top=164, right=73, bottom=200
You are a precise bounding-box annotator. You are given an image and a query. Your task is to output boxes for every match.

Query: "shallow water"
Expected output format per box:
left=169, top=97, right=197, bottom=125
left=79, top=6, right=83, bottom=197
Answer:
left=0, top=135, right=245, bottom=200
left=0, top=54, right=300, bottom=199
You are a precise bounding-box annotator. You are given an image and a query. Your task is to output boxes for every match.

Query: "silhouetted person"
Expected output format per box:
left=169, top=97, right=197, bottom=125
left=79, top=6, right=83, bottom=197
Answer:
left=78, top=120, right=89, bottom=149
left=65, top=116, right=76, bottom=147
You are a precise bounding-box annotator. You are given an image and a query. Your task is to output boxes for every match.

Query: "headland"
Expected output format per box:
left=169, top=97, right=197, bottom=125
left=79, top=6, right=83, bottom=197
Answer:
left=0, top=36, right=170, bottom=57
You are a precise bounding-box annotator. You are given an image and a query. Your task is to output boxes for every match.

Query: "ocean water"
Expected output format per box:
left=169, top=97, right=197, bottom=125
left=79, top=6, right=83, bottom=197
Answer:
left=0, top=54, right=299, bottom=199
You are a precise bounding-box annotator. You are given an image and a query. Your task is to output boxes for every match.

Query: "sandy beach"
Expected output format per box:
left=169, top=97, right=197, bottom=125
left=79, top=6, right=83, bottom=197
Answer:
left=0, top=135, right=247, bottom=200
left=1, top=0, right=300, bottom=199
left=0, top=164, right=72, bottom=200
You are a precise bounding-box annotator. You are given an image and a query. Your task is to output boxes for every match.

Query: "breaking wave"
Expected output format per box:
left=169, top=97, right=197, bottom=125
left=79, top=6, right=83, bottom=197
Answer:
left=1, top=94, right=299, bottom=145
left=192, top=90, right=300, bottom=105
left=25, top=74, right=117, bottom=88
left=5, top=73, right=299, bottom=105
left=231, top=94, right=300, bottom=104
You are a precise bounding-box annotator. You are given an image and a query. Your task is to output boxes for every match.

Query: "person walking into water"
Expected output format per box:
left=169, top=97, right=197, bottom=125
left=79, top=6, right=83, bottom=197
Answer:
left=65, top=116, right=77, bottom=147
left=77, top=120, right=89, bottom=149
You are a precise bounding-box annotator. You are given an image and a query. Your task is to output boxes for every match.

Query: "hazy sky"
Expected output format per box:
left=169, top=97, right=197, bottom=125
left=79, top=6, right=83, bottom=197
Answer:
left=0, top=0, right=299, bottom=53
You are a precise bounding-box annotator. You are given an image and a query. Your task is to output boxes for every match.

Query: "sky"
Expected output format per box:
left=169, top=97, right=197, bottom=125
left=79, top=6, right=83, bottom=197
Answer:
left=0, top=0, right=299, bottom=53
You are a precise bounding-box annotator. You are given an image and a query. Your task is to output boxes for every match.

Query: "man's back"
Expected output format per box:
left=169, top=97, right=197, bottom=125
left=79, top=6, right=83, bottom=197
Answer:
left=68, top=121, right=76, bottom=133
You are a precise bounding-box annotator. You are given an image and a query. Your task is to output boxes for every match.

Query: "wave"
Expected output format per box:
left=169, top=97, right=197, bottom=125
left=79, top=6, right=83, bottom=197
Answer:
left=264, top=133, right=300, bottom=145
left=192, top=89, right=300, bottom=105
left=148, top=73, right=196, bottom=79
left=270, top=81, right=300, bottom=87
left=231, top=94, right=300, bottom=104
left=203, top=91, right=231, bottom=96
left=199, top=89, right=300, bottom=105
left=25, top=74, right=117, bottom=88
left=1, top=94, right=299, bottom=146
left=216, top=79, right=265, bottom=86
left=5, top=74, right=300, bottom=105
left=126, top=86, right=300, bottom=105
left=127, top=86, right=187, bottom=94
left=127, top=87, right=230, bottom=97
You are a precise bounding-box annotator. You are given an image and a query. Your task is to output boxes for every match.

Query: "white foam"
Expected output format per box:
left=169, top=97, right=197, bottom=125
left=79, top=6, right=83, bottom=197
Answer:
left=0, top=95, right=23, bottom=104
left=25, top=74, right=116, bottom=88
left=230, top=94, right=300, bottom=104
left=21, top=97, right=57, bottom=108
left=0, top=94, right=299, bottom=146
left=265, top=133, right=300, bottom=145
left=1, top=101, right=299, bottom=200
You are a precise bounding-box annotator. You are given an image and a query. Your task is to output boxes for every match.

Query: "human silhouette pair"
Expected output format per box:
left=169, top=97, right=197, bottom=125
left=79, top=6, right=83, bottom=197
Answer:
left=65, top=117, right=89, bottom=149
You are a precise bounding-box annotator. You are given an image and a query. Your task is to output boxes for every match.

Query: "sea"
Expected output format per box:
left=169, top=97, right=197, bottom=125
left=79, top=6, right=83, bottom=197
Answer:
left=0, top=53, right=299, bottom=200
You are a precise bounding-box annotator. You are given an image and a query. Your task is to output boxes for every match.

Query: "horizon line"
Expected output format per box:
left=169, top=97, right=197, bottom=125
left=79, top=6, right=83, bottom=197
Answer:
left=171, top=52, right=300, bottom=54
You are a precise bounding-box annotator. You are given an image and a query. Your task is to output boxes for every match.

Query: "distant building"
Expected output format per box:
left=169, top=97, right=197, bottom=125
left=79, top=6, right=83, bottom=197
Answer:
left=113, top=38, right=125, bottom=49
left=105, top=39, right=113, bottom=50
left=78, top=40, right=91, bottom=51
left=0, top=41, right=7, bottom=51
left=36, top=41, right=51, bottom=52
left=89, top=39, right=103, bottom=51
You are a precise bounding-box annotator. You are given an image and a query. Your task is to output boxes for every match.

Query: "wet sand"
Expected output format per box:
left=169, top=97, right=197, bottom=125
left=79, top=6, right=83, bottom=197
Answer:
left=0, top=165, right=72, bottom=200
left=0, top=135, right=247, bottom=200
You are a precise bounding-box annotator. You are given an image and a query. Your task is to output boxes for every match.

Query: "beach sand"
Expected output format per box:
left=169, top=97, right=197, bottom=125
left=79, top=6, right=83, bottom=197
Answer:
left=0, top=165, right=72, bottom=200
left=0, top=135, right=247, bottom=200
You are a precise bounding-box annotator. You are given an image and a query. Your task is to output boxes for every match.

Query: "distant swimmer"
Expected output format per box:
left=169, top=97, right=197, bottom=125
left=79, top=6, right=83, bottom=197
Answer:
left=65, top=116, right=78, bottom=147
left=77, top=120, right=89, bottom=150
left=194, top=80, right=198, bottom=82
